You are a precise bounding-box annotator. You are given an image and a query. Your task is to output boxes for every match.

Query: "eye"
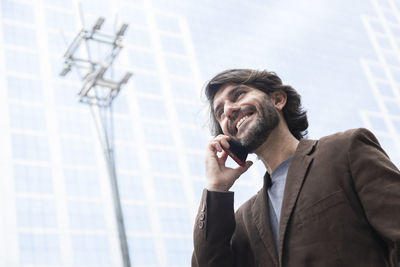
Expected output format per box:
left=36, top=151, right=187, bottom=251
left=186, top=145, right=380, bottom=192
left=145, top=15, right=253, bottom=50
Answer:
left=234, top=90, right=246, bottom=101
left=216, top=109, right=223, bottom=120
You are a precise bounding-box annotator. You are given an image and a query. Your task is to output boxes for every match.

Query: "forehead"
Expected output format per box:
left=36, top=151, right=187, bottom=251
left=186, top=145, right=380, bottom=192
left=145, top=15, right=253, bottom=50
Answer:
left=212, top=84, right=260, bottom=110
left=213, top=84, right=241, bottom=109
left=214, top=83, right=235, bottom=97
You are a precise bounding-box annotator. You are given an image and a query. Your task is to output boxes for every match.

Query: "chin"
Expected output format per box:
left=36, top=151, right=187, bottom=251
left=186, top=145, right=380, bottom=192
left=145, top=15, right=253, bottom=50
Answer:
left=239, top=125, right=273, bottom=153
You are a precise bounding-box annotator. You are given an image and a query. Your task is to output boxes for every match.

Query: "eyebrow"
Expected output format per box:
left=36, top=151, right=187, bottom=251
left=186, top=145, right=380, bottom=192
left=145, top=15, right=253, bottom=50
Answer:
left=213, top=85, right=247, bottom=117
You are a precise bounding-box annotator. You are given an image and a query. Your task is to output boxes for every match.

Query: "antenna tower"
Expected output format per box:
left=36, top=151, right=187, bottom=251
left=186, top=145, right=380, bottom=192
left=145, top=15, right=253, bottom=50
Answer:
left=60, top=16, right=132, bottom=267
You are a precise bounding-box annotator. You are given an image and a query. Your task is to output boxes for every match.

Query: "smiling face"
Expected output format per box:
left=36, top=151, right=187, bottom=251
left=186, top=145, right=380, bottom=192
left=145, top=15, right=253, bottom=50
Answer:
left=213, top=84, right=280, bottom=152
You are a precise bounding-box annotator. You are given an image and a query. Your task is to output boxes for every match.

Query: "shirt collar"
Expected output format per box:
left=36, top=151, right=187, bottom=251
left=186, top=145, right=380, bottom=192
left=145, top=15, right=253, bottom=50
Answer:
left=270, top=156, right=293, bottom=183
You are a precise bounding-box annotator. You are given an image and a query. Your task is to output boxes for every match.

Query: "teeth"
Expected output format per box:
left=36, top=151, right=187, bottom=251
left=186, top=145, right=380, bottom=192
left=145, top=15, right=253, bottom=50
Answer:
left=236, top=115, right=249, bottom=129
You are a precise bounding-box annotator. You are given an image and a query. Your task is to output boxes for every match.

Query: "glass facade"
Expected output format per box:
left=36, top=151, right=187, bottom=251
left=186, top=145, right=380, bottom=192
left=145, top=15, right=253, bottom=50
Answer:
left=0, top=0, right=399, bottom=267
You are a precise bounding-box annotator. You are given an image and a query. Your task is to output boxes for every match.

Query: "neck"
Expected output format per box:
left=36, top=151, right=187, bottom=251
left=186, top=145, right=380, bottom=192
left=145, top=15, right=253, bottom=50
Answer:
left=254, top=120, right=299, bottom=174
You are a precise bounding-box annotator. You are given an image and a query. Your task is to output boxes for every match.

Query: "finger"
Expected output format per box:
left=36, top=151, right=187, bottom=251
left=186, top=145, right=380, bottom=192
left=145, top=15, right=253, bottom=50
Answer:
left=214, top=135, right=230, bottom=149
left=214, top=142, right=223, bottom=152
left=220, top=138, right=230, bottom=150
left=235, top=160, right=253, bottom=174
left=218, top=150, right=229, bottom=164
left=206, top=143, right=219, bottom=162
left=215, top=134, right=229, bottom=139
left=209, top=141, right=223, bottom=153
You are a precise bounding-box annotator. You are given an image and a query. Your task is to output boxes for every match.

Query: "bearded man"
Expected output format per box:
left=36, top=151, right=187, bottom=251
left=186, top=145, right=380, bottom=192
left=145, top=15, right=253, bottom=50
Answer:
left=192, top=69, right=400, bottom=267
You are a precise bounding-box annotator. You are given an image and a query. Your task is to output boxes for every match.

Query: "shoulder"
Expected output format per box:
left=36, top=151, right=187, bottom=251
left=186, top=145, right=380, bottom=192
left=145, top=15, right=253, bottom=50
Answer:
left=319, top=128, right=379, bottom=147
left=315, top=128, right=387, bottom=163
left=305, top=128, right=382, bottom=161
left=320, top=128, right=374, bottom=141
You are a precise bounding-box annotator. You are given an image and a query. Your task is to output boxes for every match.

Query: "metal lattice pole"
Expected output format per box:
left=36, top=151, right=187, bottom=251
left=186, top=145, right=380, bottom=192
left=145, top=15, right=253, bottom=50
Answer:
left=60, top=17, right=133, bottom=267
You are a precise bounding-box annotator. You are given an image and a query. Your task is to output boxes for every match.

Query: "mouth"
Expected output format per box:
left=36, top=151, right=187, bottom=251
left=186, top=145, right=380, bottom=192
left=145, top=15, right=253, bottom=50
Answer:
left=236, top=114, right=251, bottom=130
left=232, top=112, right=255, bottom=134
left=228, top=106, right=257, bottom=136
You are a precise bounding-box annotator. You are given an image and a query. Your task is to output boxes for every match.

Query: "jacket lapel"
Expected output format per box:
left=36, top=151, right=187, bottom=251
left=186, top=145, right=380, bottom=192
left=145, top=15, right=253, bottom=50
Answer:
left=278, top=139, right=317, bottom=265
left=252, top=173, right=279, bottom=266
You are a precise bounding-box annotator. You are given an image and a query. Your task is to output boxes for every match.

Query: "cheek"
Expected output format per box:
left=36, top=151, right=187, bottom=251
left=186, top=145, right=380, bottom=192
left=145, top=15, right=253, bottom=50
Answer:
left=220, top=120, right=229, bottom=135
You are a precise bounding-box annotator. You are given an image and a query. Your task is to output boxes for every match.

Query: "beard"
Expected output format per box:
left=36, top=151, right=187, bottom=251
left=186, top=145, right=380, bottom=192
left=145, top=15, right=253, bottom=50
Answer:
left=232, top=96, right=280, bottom=153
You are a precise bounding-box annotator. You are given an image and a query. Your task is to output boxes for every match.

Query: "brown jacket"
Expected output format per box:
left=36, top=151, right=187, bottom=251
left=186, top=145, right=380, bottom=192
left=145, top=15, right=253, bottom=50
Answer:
left=192, top=128, right=400, bottom=267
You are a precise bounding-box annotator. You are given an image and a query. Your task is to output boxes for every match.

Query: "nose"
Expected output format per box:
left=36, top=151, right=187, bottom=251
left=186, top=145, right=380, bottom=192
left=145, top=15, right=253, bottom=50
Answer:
left=224, top=101, right=240, bottom=119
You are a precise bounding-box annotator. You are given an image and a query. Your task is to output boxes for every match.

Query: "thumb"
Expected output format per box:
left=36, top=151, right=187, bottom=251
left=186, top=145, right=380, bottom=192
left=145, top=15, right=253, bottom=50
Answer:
left=236, top=160, right=253, bottom=174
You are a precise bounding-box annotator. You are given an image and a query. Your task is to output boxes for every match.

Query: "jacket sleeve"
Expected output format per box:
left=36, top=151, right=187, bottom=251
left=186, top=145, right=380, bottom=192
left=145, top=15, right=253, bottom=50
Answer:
left=348, top=128, right=400, bottom=262
left=192, top=189, right=236, bottom=267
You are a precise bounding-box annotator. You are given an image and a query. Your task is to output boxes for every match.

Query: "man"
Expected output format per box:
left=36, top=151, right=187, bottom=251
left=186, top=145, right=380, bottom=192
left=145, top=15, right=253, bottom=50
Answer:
left=192, top=69, right=400, bottom=267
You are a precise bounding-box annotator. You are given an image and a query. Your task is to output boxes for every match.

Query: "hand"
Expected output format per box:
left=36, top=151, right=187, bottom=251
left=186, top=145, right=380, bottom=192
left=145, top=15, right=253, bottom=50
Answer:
left=205, top=135, right=253, bottom=192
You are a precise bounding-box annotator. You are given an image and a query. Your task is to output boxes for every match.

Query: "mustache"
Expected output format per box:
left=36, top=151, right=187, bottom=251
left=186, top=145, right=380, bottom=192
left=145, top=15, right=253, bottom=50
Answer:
left=228, top=106, right=256, bottom=134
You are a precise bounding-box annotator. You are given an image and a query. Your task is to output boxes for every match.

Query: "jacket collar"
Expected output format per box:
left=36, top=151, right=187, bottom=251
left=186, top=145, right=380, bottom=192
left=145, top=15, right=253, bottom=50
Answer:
left=252, top=171, right=279, bottom=266
left=251, top=138, right=317, bottom=266
left=278, top=138, right=317, bottom=264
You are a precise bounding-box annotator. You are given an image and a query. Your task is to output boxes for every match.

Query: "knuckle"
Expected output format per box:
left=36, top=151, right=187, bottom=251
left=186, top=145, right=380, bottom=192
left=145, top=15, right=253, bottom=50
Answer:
left=215, top=134, right=228, bottom=140
left=208, top=139, right=218, bottom=146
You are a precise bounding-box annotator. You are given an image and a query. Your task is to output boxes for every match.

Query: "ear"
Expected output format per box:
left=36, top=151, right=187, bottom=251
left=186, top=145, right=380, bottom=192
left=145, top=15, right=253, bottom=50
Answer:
left=270, top=90, right=287, bottom=111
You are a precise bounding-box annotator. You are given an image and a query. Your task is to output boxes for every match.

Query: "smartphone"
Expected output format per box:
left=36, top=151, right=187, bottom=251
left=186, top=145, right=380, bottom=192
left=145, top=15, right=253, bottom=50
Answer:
left=223, top=139, right=248, bottom=167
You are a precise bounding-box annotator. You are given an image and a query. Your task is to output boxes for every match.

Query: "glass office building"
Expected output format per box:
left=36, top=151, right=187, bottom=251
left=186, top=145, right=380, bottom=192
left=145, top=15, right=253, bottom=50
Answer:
left=0, top=0, right=398, bottom=266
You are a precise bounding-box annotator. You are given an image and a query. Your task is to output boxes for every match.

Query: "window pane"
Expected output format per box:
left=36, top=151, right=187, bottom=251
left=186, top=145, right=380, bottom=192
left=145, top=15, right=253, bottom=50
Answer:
left=133, top=73, right=162, bottom=94
left=9, top=104, right=47, bottom=131
left=156, top=14, right=180, bottom=33
left=181, top=127, right=207, bottom=150
left=1, top=0, right=34, bottom=23
left=57, top=110, right=92, bottom=136
left=138, top=96, right=168, bottom=120
left=68, top=201, right=106, bottom=230
left=143, top=122, right=173, bottom=146
left=113, top=92, right=130, bottom=114
left=375, top=81, right=395, bottom=97
left=12, top=133, right=49, bottom=161
left=158, top=206, right=191, bottom=234
left=44, top=0, right=73, bottom=9
left=163, top=237, right=192, bottom=266
left=60, top=139, right=96, bottom=166
left=14, top=164, right=53, bottom=193
left=118, top=173, right=146, bottom=201
left=16, top=197, right=57, bottom=228
left=3, top=23, right=36, bottom=48
left=64, top=168, right=101, bottom=197
left=192, top=179, right=205, bottom=204
left=45, top=9, right=76, bottom=32
left=175, top=102, right=202, bottom=125
left=114, top=118, right=135, bottom=142
left=115, top=145, right=140, bottom=170
left=368, top=114, right=388, bottom=132
left=52, top=81, right=82, bottom=107
left=19, top=233, right=60, bottom=265
left=7, top=76, right=43, bottom=102
left=130, top=48, right=157, bottom=71
left=123, top=204, right=152, bottom=232
left=169, top=78, right=198, bottom=101
left=47, top=31, right=69, bottom=55
left=384, top=100, right=400, bottom=115
left=148, top=148, right=179, bottom=174
left=165, top=56, right=191, bottom=77
left=126, top=27, right=151, bottom=48
left=128, top=237, right=158, bottom=265
left=153, top=177, right=185, bottom=203
left=160, top=34, right=186, bottom=55
left=5, top=49, right=40, bottom=75
left=79, top=0, right=111, bottom=17
left=71, top=234, right=111, bottom=265
left=186, top=152, right=205, bottom=177
left=119, top=6, right=148, bottom=27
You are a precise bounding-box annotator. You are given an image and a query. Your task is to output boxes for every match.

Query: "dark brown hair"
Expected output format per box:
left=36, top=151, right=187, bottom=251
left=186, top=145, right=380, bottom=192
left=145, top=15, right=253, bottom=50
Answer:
left=204, top=69, right=308, bottom=140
